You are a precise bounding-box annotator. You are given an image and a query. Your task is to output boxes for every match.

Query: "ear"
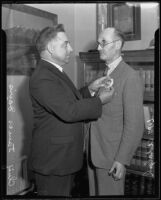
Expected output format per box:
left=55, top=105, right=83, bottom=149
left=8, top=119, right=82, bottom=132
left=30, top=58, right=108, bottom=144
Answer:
left=115, top=40, right=122, bottom=50
left=47, top=42, right=54, bottom=54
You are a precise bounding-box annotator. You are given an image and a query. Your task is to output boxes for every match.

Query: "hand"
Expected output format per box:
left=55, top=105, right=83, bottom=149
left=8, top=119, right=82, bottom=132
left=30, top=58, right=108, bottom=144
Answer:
left=88, top=76, right=109, bottom=94
left=98, top=87, right=114, bottom=105
left=108, top=161, right=126, bottom=181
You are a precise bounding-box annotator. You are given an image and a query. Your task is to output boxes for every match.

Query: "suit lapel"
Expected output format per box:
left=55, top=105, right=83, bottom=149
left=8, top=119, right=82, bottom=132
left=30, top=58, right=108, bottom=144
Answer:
left=108, top=60, right=126, bottom=92
left=61, top=70, right=82, bottom=99
left=40, top=60, right=81, bottom=99
left=110, top=60, right=125, bottom=80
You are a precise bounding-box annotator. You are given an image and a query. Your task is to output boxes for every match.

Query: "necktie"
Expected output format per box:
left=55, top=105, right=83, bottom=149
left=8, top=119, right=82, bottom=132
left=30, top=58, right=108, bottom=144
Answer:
left=103, top=66, right=109, bottom=76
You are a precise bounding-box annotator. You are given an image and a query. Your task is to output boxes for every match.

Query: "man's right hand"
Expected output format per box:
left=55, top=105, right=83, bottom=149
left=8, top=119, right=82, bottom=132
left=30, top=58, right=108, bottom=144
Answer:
left=98, top=87, right=114, bottom=105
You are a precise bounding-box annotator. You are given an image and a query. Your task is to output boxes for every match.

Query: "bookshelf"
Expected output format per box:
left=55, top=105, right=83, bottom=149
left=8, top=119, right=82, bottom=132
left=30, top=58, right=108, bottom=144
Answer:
left=122, top=50, right=154, bottom=181
left=79, top=48, right=155, bottom=195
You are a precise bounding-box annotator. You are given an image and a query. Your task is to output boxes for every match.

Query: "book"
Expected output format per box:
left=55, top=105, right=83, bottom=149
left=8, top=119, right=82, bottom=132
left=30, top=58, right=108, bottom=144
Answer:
left=139, top=68, right=146, bottom=91
left=125, top=172, right=154, bottom=195
left=150, top=70, right=154, bottom=92
left=143, top=105, right=151, bottom=130
left=145, top=70, right=151, bottom=92
left=139, top=175, right=146, bottom=195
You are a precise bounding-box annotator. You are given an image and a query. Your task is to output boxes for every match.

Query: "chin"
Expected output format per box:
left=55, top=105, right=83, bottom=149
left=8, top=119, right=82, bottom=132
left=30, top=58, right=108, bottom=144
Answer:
left=100, top=54, right=106, bottom=61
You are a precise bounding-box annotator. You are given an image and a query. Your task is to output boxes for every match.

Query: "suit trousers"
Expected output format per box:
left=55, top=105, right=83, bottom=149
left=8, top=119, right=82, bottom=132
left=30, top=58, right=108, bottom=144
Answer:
left=34, top=172, right=74, bottom=196
left=86, top=129, right=125, bottom=196
left=88, top=163, right=125, bottom=195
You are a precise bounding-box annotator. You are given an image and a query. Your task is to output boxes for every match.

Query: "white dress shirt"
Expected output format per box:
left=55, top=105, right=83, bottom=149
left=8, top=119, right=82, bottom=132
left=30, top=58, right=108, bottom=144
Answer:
left=106, top=56, right=122, bottom=76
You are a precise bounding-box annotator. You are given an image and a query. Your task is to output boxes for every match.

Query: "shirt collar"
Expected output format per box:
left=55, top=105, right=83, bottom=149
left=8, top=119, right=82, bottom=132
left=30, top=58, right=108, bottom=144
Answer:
left=107, top=56, right=122, bottom=75
left=41, top=58, right=63, bottom=72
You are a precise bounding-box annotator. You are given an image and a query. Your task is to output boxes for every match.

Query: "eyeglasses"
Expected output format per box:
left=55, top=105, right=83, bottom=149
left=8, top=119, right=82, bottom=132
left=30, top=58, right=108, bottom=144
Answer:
left=97, top=39, right=120, bottom=48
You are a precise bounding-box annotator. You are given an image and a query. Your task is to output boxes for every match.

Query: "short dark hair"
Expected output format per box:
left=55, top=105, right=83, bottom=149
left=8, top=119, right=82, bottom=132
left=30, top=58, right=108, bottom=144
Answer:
left=36, top=24, right=65, bottom=54
left=114, top=28, right=125, bottom=49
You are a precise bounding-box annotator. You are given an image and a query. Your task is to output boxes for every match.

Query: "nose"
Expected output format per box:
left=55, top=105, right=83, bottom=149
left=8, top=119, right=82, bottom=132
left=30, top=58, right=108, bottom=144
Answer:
left=69, top=44, right=73, bottom=52
left=97, top=44, right=101, bottom=51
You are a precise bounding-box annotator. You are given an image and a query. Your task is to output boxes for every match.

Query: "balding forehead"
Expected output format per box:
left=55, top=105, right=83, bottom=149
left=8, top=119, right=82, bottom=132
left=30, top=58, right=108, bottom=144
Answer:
left=99, top=28, right=115, bottom=40
left=104, top=28, right=115, bottom=34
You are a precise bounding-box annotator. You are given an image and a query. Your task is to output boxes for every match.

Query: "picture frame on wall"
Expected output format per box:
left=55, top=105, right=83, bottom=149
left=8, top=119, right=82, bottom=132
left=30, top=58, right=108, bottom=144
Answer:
left=107, top=3, right=141, bottom=41
left=97, top=3, right=141, bottom=41
left=2, top=4, right=58, bottom=76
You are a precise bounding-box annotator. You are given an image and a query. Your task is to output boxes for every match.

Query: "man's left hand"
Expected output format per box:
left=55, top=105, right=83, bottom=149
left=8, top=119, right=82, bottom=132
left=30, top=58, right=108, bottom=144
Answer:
left=108, top=161, right=126, bottom=181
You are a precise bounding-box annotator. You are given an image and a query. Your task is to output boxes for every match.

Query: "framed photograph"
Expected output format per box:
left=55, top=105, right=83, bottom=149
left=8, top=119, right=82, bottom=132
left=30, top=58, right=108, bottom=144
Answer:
left=2, top=4, right=58, bottom=75
left=96, top=4, right=108, bottom=39
left=107, top=3, right=141, bottom=41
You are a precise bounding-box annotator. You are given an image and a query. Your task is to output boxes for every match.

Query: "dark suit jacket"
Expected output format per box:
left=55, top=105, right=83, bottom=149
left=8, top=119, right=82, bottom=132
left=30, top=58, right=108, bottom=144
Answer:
left=90, top=60, right=144, bottom=169
left=29, top=59, right=102, bottom=175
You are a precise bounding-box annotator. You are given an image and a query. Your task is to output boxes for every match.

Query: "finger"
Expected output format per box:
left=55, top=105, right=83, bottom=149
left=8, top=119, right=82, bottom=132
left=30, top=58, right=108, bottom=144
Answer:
left=108, top=166, right=114, bottom=174
left=113, top=171, right=121, bottom=180
left=104, top=87, right=113, bottom=93
left=99, top=76, right=107, bottom=80
left=109, top=166, right=117, bottom=175
left=119, top=173, right=123, bottom=179
left=97, top=76, right=108, bottom=83
left=117, top=173, right=122, bottom=180
left=114, top=169, right=119, bottom=177
left=113, top=176, right=121, bottom=181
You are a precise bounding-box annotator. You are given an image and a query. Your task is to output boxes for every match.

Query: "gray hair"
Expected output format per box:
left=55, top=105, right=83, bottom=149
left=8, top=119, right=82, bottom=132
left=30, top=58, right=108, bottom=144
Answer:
left=113, top=28, right=125, bottom=49
left=36, top=24, right=65, bottom=54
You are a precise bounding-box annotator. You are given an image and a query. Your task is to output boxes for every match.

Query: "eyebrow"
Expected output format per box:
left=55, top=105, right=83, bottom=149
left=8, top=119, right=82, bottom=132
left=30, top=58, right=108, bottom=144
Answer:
left=57, top=36, right=69, bottom=42
left=58, top=38, right=69, bottom=45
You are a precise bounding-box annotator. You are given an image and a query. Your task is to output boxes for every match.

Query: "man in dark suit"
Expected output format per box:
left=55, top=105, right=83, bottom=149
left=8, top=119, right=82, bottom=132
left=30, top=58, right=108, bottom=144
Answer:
left=87, top=27, right=144, bottom=195
left=29, top=24, right=114, bottom=196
